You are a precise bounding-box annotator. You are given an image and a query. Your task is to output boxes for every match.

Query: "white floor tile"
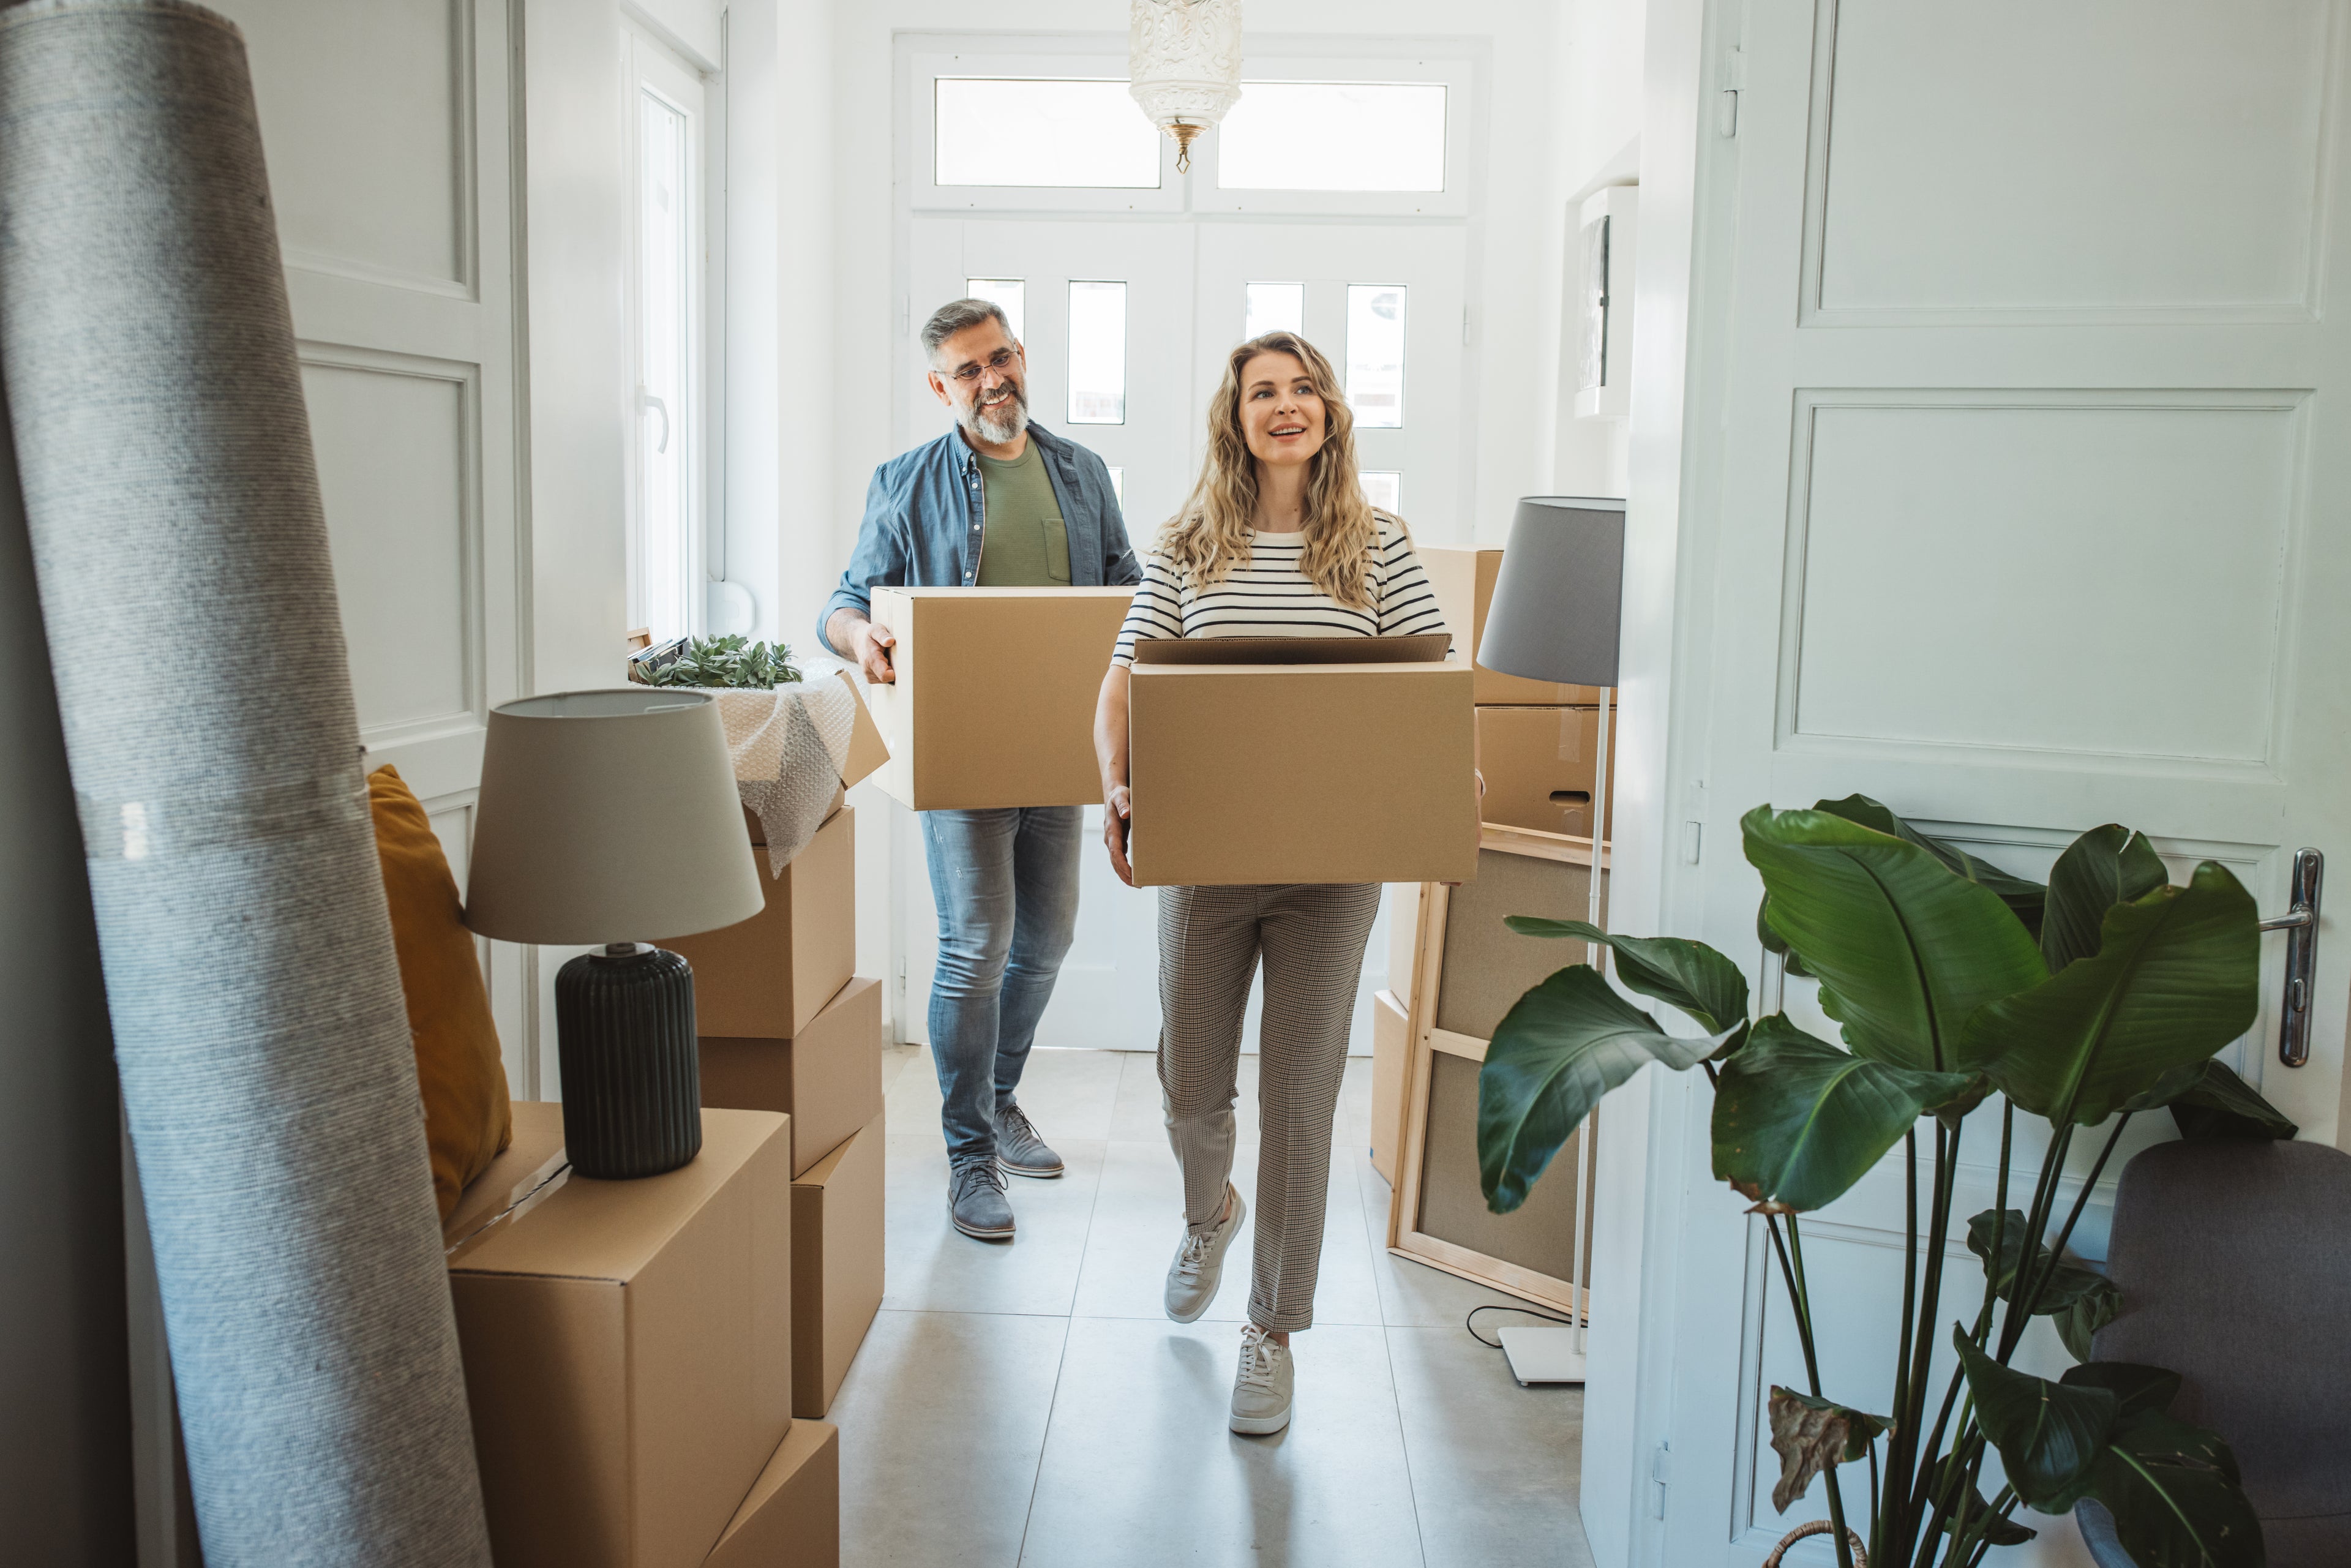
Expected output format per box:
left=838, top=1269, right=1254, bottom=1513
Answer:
left=882, top=1133, right=1106, bottom=1316
left=1387, top=1326, right=1595, bottom=1568
left=830, top=1308, right=1070, bottom=1568
left=1019, top=1316, right=1426, bottom=1568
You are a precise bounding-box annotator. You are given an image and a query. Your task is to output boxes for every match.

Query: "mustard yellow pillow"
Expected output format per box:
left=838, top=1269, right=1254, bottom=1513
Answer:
left=369, top=765, right=512, bottom=1221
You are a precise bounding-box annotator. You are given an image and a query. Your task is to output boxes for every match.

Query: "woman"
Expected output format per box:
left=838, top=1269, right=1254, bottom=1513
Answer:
left=1092, top=331, right=1449, bottom=1436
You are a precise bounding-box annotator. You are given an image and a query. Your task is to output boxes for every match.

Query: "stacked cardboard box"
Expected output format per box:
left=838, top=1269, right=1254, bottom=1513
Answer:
left=658, top=798, right=885, bottom=1420
left=1422, top=546, right=1616, bottom=844
left=444, top=1103, right=840, bottom=1567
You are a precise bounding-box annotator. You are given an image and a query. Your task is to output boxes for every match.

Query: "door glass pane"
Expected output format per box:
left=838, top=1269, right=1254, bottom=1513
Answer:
left=1243, top=281, right=1305, bottom=341
left=1360, top=470, right=1401, bottom=513
left=1218, top=83, right=1448, bottom=192
left=935, top=80, right=1162, bottom=188
left=1108, top=467, right=1127, bottom=508
left=1346, top=285, right=1407, bottom=429
left=637, top=88, right=692, bottom=643
left=966, top=277, right=1026, bottom=344
left=1067, top=280, right=1127, bottom=424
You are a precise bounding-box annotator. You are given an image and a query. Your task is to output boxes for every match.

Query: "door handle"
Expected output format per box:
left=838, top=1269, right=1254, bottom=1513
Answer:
left=2260, top=847, right=2322, bottom=1068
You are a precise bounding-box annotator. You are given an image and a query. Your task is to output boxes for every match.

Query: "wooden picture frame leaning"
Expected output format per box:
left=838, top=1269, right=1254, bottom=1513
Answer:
left=1385, top=823, right=1607, bottom=1319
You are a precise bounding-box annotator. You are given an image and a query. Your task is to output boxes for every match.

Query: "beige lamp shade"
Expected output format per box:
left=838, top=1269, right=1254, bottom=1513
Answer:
left=463, top=689, right=763, bottom=946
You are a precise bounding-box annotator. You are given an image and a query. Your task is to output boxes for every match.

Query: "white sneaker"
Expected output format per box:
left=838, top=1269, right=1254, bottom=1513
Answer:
left=1231, top=1323, right=1294, bottom=1435
left=1165, top=1185, right=1245, bottom=1323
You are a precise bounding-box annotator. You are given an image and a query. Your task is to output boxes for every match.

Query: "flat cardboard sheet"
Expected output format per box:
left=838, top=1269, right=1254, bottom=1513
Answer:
left=702, top=975, right=883, bottom=1177
left=1128, top=661, right=1477, bottom=886
left=446, top=1107, right=793, bottom=1568
left=792, top=1114, right=884, bottom=1419
left=659, top=807, right=855, bottom=1040
left=1371, top=988, right=1409, bottom=1185
left=1477, top=705, right=1615, bottom=839
left=864, top=586, right=1134, bottom=809
left=704, top=1420, right=840, bottom=1568
left=1434, top=847, right=1607, bottom=1041
left=1419, top=1049, right=1585, bottom=1281
left=1420, top=546, right=1607, bottom=705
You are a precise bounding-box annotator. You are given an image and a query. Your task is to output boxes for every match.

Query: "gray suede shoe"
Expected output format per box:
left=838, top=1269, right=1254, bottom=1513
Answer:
left=994, top=1103, right=1065, bottom=1179
left=949, top=1159, right=1014, bottom=1240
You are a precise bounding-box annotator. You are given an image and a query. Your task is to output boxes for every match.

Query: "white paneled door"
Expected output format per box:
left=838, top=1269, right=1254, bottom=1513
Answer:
left=1633, top=2, right=2351, bottom=1564
left=220, top=0, right=529, bottom=1089
left=894, top=219, right=1469, bottom=1052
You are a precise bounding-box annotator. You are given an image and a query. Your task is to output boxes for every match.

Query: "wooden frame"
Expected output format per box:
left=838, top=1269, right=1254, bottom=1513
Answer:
left=1385, top=823, right=1609, bottom=1316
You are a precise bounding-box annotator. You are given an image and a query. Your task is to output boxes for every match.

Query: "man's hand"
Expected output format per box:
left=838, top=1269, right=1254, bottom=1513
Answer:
left=1103, top=784, right=1134, bottom=887
left=834, top=612, right=896, bottom=684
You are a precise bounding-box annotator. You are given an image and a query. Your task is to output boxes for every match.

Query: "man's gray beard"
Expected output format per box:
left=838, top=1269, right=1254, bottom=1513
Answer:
left=964, top=384, right=1027, bottom=445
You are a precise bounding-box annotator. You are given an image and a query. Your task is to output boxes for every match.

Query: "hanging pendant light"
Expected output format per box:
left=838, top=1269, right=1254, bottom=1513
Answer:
left=1128, top=0, right=1243, bottom=173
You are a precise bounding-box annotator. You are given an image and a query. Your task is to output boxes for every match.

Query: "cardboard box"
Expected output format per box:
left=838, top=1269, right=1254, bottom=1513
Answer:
left=1420, top=547, right=1607, bottom=706
left=792, top=1115, right=883, bottom=1419
left=446, top=1106, right=793, bottom=1568
left=1371, top=988, right=1409, bottom=1185
left=863, top=586, right=1134, bottom=809
left=1128, top=661, right=1477, bottom=886
left=702, top=976, right=883, bottom=1178
left=704, top=1420, right=839, bottom=1568
left=1477, top=705, right=1616, bottom=841
left=661, top=807, right=855, bottom=1040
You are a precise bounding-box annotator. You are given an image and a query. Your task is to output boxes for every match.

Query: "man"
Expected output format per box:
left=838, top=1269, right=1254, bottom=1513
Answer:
left=821, top=298, right=1141, bottom=1241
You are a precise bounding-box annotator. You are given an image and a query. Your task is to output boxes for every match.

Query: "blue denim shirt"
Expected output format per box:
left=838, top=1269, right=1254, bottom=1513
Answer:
left=818, top=423, right=1142, bottom=654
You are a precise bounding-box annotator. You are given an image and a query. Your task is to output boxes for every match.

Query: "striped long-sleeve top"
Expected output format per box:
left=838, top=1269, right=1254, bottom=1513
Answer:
left=1112, top=514, right=1450, bottom=666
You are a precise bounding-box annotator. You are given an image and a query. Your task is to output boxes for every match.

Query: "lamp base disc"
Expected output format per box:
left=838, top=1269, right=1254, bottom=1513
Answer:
left=1499, top=1326, right=1588, bottom=1386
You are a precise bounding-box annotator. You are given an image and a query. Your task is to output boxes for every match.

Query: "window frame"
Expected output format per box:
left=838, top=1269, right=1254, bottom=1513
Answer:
left=910, top=49, right=1187, bottom=214
left=1196, top=52, right=1475, bottom=219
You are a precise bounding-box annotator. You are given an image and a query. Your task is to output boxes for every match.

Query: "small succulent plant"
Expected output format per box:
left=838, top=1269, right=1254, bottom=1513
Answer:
left=640, top=634, right=802, bottom=690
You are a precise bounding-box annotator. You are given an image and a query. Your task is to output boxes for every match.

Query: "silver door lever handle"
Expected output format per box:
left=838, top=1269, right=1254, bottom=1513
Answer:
left=2262, top=847, right=2322, bottom=1067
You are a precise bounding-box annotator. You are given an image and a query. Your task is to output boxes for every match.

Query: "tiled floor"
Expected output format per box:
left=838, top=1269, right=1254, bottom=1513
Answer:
left=827, top=1045, right=1597, bottom=1568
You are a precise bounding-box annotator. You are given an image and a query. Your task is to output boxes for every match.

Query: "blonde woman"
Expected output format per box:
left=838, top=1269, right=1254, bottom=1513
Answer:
left=1092, top=331, right=1449, bottom=1436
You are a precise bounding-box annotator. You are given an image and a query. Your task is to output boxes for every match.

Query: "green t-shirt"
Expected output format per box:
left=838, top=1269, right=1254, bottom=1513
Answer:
left=975, top=440, right=1072, bottom=586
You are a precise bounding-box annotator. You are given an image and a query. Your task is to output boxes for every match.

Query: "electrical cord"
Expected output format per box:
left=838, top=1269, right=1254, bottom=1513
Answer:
left=1466, top=1301, right=1586, bottom=1348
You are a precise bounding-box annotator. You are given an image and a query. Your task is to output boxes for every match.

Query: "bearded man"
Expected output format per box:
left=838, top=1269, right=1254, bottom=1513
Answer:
left=820, top=297, right=1141, bottom=1241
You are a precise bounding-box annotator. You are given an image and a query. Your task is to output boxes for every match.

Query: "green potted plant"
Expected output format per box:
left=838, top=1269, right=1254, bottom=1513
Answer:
left=631, top=633, right=802, bottom=690
left=1477, top=796, right=2288, bottom=1567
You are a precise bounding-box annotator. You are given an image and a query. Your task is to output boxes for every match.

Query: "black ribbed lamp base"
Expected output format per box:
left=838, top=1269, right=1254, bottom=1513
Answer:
left=554, top=944, right=702, bottom=1179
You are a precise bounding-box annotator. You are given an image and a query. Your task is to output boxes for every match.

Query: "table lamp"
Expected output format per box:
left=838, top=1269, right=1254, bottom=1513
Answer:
left=464, top=689, right=763, bottom=1179
left=1476, top=494, right=1625, bottom=1390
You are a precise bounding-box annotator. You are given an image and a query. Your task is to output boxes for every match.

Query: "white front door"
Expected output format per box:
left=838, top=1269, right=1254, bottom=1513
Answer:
left=893, top=217, right=1470, bottom=1052
left=1624, top=2, right=2351, bottom=1563
left=216, top=0, right=530, bottom=1088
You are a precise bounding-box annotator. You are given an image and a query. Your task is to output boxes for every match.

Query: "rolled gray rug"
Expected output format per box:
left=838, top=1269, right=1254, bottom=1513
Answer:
left=0, top=4, right=493, bottom=1563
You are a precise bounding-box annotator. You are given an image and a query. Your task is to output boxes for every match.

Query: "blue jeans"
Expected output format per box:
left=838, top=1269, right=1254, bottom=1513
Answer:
left=920, top=806, right=1083, bottom=1164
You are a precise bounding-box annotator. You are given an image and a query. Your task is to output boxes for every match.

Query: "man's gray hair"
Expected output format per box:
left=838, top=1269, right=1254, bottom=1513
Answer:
left=922, top=297, right=1014, bottom=360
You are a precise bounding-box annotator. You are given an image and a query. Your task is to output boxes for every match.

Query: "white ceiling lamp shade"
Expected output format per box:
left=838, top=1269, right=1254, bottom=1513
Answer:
left=1128, top=0, right=1243, bottom=173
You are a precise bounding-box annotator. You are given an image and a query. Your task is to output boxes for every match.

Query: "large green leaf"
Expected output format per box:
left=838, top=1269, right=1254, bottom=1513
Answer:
left=1478, top=966, right=1725, bottom=1213
left=1757, top=895, right=1815, bottom=980
left=2061, top=1362, right=2183, bottom=1421
left=1502, top=917, right=1750, bottom=1035
left=1955, top=1329, right=2117, bottom=1514
left=2057, top=1277, right=2124, bottom=1361
left=2044, top=824, right=2170, bottom=973
left=2165, top=1060, right=2298, bottom=1142
left=1961, top=863, right=2260, bottom=1126
left=1742, top=806, right=2049, bottom=1072
left=1711, top=1017, right=1982, bottom=1212
left=2087, top=1408, right=2265, bottom=1568
left=1967, top=1207, right=2115, bottom=1320
left=1814, top=793, right=2049, bottom=939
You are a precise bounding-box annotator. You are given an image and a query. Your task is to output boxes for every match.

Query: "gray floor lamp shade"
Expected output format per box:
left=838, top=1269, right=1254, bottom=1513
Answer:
left=0, top=3, right=493, bottom=1561
left=1478, top=496, right=1627, bottom=689
left=467, top=689, right=763, bottom=1179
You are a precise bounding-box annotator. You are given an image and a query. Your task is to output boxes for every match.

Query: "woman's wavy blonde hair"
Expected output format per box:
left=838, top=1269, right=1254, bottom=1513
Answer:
left=1158, top=331, right=1389, bottom=610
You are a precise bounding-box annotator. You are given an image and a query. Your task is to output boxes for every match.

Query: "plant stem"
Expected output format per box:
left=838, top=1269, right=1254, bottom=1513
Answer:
left=1883, top=1127, right=1919, bottom=1568
left=1997, top=1120, right=2074, bottom=1360
left=1892, top=1117, right=1959, bottom=1566
left=2021, top=1112, right=2132, bottom=1324
left=1769, top=1214, right=1855, bottom=1568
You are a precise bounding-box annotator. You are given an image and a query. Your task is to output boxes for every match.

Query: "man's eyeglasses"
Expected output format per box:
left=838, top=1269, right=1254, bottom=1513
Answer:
left=943, top=347, right=1019, bottom=385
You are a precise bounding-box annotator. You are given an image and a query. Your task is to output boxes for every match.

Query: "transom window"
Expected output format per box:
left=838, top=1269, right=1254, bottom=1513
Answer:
left=934, top=79, right=1161, bottom=188
left=1216, top=83, right=1448, bottom=193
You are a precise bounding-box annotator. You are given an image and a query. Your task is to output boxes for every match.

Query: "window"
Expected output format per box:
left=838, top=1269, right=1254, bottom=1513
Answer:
left=1217, top=83, right=1448, bottom=192
left=626, top=34, right=706, bottom=647
left=966, top=277, right=1027, bottom=343
left=935, top=80, right=1161, bottom=187
left=1360, top=471, right=1401, bottom=513
left=1346, top=285, right=1407, bottom=428
left=1067, top=280, right=1127, bottom=424
left=1243, top=281, right=1305, bottom=341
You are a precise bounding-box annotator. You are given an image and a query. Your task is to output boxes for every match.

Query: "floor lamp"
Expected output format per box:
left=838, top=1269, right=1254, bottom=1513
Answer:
left=1474, top=495, right=1627, bottom=1386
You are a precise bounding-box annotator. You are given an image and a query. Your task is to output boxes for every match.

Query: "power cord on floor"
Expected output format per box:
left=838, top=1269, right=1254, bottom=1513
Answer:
left=1465, top=1302, right=1586, bottom=1349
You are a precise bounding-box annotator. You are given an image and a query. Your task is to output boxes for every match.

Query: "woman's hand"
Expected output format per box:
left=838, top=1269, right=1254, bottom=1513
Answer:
left=1103, top=784, right=1134, bottom=887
